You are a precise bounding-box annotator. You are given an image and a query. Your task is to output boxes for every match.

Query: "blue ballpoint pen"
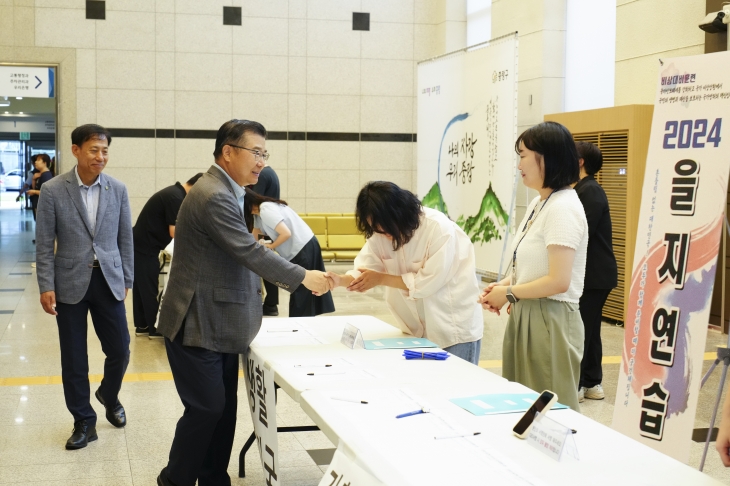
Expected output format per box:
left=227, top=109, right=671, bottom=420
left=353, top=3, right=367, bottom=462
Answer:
left=396, top=407, right=430, bottom=419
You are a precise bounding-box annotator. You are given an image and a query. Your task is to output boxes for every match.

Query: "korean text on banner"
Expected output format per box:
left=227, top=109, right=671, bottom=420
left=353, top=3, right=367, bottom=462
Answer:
left=612, top=51, right=730, bottom=462
left=244, top=348, right=279, bottom=485
left=416, top=33, right=518, bottom=276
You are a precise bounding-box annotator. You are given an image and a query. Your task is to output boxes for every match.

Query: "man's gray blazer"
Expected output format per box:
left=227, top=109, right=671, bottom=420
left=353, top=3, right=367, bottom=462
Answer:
left=36, top=169, right=134, bottom=304
left=157, top=166, right=306, bottom=355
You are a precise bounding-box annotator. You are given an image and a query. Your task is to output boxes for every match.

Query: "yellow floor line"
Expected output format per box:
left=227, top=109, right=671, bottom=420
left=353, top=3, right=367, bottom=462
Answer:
left=0, top=355, right=722, bottom=387
left=479, top=352, right=719, bottom=369
left=0, top=370, right=247, bottom=387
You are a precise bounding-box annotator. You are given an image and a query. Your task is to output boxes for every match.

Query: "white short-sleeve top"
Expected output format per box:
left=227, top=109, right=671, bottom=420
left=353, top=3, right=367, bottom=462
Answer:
left=512, top=189, right=588, bottom=303
left=254, top=202, right=314, bottom=261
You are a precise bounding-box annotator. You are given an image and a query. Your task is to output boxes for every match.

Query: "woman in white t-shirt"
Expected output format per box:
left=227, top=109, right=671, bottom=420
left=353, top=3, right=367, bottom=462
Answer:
left=327, top=182, right=484, bottom=365
left=480, top=121, right=588, bottom=410
left=244, top=189, right=335, bottom=317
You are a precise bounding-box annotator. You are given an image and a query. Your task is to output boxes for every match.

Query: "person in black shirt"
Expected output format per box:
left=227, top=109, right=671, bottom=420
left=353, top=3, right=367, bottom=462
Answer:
left=28, top=154, right=53, bottom=221
left=26, top=155, right=52, bottom=247
left=249, top=164, right=282, bottom=316
left=574, top=142, right=618, bottom=403
left=133, top=173, right=203, bottom=337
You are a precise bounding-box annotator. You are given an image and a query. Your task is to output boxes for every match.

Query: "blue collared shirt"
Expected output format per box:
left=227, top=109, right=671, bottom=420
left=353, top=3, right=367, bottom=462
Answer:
left=74, top=165, right=102, bottom=235
left=213, top=163, right=245, bottom=213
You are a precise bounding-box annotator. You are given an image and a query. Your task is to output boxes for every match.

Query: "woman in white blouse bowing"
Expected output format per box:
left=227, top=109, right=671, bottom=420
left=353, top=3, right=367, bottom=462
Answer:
left=480, top=121, right=588, bottom=410
left=327, top=181, right=483, bottom=364
left=244, top=189, right=335, bottom=318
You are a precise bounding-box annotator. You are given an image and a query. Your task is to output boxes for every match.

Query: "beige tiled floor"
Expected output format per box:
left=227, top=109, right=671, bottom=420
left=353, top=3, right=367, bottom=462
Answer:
left=1, top=206, right=730, bottom=484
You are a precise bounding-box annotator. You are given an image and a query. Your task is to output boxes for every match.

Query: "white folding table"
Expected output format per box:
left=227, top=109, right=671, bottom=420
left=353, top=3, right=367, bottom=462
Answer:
left=240, top=315, right=721, bottom=485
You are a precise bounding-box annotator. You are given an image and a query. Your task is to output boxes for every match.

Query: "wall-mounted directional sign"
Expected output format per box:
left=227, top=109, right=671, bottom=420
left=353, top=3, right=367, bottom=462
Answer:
left=0, top=66, right=55, bottom=98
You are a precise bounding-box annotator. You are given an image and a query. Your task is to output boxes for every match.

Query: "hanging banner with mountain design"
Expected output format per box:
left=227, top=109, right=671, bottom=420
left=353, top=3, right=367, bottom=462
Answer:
left=417, top=33, right=518, bottom=275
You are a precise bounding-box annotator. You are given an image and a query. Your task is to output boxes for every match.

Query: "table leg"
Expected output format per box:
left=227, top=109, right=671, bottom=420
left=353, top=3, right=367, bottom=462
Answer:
left=238, top=431, right=257, bottom=478
left=237, top=426, right=321, bottom=478
left=238, top=382, right=322, bottom=478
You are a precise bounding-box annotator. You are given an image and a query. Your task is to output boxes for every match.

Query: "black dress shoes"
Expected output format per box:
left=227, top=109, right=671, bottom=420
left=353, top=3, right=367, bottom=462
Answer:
left=95, top=389, right=126, bottom=428
left=157, top=467, right=178, bottom=486
left=262, top=304, right=279, bottom=316
left=65, top=420, right=97, bottom=450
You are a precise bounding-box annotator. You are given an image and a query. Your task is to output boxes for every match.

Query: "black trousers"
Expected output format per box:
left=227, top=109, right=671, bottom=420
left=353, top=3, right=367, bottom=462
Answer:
left=55, top=267, right=130, bottom=426
left=263, top=278, right=279, bottom=308
left=165, top=327, right=239, bottom=486
left=578, top=288, right=611, bottom=389
left=288, top=237, right=335, bottom=317
left=133, top=251, right=161, bottom=331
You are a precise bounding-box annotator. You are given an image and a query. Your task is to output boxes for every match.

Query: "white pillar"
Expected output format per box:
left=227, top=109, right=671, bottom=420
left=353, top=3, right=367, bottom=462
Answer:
left=564, top=0, right=616, bottom=112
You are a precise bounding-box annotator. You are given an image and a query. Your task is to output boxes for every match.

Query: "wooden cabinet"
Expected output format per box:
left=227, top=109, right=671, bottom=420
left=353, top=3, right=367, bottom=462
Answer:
left=545, top=105, right=654, bottom=323
left=709, top=180, right=730, bottom=333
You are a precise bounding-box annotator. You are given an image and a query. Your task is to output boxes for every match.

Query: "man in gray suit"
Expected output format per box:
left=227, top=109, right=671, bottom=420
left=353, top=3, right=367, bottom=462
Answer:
left=156, top=119, right=331, bottom=486
left=36, top=124, right=133, bottom=450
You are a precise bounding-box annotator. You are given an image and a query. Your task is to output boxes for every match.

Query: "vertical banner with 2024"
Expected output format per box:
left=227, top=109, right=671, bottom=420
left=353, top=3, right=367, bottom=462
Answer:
left=244, top=348, right=279, bottom=485
left=417, top=33, right=518, bottom=275
left=612, top=51, right=730, bottom=462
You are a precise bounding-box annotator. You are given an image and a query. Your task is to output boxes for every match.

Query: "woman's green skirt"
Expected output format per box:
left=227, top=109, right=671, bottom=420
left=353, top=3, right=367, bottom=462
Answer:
left=502, top=298, right=585, bottom=411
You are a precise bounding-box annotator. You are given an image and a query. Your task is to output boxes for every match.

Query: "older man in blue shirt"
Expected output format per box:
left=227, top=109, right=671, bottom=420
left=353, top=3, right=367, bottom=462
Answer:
left=36, top=124, right=134, bottom=450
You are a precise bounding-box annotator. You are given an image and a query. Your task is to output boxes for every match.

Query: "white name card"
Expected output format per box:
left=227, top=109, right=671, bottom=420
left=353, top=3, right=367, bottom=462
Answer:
left=526, top=413, right=579, bottom=462
left=341, top=324, right=365, bottom=349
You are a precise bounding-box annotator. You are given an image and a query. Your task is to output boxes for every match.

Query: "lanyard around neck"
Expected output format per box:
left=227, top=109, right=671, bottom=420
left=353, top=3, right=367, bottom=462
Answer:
left=512, top=189, right=560, bottom=279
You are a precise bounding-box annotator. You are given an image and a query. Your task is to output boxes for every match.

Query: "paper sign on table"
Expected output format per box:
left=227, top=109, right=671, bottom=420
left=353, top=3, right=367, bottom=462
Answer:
left=273, top=357, right=356, bottom=369
left=318, top=448, right=384, bottom=486
left=450, top=393, right=569, bottom=416
left=303, top=368, right=380, bottom=383
left=526, top=413, right=579, bottom=462
left=341, top=323, right=365, bottom=349
left=253, top=329, right=324, bottom=347
left=363, top=337, right=438, bottom=350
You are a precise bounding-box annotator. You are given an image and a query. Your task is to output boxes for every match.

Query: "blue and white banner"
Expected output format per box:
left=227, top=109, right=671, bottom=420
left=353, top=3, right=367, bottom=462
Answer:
left=612, top=51, right=730, bottom=462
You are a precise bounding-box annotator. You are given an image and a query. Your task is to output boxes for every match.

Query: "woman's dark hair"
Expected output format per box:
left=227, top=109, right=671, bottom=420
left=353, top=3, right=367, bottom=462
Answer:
left=355, top=181, right=422, bottom=251
left=214, top=119, right=267, bottom=158
left=71, top=124, right=112, bottom=147
left=186, top=172, right=204, bottom=185
left=514, top=121, right=579, bottom=189
left=575, top=141, right=603, bottom=176
left=35, top=153, right=51, bottom=168
left=242, top=187, right=287, bottom=232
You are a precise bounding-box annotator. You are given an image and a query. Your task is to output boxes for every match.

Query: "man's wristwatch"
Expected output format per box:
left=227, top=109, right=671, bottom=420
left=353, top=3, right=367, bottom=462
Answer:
left=506, top=286, right=519, bottom=304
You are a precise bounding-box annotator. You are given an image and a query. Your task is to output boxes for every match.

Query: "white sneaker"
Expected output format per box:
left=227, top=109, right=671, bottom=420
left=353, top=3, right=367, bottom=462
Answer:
left=578, top=387, right=585, bottom=403
left=584, top=384, right=605, bottom=400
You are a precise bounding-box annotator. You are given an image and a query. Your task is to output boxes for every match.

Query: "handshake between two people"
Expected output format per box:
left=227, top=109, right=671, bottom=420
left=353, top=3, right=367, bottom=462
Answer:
left=301, top=268, right=391, bottom=296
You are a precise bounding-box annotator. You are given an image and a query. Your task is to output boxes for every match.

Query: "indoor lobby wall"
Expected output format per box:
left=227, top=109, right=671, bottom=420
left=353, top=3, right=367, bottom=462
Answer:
left=0, top=0, right=448, bottom=221
left=615, top=0, right=705, bottom=106
left=490, top=0, right=566, bottom=221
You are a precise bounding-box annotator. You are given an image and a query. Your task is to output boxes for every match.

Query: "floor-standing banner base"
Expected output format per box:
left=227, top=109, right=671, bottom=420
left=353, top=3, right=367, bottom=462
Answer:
left=612, top=51, right=730, bottom=462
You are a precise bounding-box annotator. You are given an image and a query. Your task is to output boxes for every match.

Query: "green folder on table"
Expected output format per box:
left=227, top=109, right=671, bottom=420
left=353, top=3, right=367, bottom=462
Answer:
left=363, top=337, right=439, bottom=350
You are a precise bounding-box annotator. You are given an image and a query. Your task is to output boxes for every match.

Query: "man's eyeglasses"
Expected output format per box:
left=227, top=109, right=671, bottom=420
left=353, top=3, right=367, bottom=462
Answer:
left=227, top=144, right=270, bottom=162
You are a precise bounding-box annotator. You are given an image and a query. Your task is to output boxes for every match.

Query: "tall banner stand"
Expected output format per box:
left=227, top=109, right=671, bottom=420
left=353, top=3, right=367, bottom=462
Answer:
left=612, top=51, right=730, bottom=462
left=417, top=32, right=518, bottom=277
